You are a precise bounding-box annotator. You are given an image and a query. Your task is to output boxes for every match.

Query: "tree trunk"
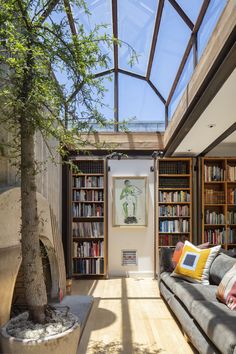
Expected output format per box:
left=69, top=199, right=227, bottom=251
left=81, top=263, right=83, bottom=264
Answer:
left=20, top=117, right=47, bottom=323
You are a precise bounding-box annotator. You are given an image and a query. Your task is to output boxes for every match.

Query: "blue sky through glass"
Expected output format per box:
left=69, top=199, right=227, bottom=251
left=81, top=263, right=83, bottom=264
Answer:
left=176, top=0, right=204, bottom=23
left=150, top=0, right=191, bottom=100
left=119, top=73, right=165, bottom=131
left=73, top=0, right=113, bottom=74
left=49, top=0, right=227, bottom=131
left=197, top=0, right=227, bottom=61
left=118, top=0, right=158, bottom=75
left=169, top=48, right=193, bottom=119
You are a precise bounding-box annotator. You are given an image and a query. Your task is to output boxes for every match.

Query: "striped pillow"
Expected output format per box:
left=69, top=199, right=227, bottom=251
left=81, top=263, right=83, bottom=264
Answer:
left=216, top=263, right=236, bottom=310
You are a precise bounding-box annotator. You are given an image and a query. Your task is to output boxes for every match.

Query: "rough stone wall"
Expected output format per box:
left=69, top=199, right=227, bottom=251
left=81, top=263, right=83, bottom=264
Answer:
left=0, top=126, right=62, bottom=234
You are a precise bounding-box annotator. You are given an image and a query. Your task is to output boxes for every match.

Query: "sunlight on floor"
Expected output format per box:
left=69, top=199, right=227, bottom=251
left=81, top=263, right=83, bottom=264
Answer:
left=73, top=278, right=196, bottom=354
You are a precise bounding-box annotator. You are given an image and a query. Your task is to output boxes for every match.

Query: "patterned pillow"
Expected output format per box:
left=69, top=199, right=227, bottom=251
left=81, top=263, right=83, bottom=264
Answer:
left=216, top=263, right=236, bottom=310
left=171, top=241, right=221, bottom=284
left=172, top=241, right=210, bottom=268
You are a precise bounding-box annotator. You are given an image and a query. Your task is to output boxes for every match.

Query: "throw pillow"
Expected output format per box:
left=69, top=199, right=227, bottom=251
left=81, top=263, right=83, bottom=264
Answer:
left=216, top=263, right=236, bottom=310
left=172, top=241, right=210, bottom=268
left=171, top=241, right=221, bottom=284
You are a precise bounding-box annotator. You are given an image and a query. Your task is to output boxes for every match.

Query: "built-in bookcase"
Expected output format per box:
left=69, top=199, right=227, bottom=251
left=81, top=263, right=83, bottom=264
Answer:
left=70, top=158, right=107, bottom=277
left=201, top=157, right=236, bottom=249
left=157, top=158, right=193, bottom=248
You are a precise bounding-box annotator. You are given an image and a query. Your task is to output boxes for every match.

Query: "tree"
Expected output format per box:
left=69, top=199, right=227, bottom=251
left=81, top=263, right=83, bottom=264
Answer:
left=0, top=0, right=134, bottom=324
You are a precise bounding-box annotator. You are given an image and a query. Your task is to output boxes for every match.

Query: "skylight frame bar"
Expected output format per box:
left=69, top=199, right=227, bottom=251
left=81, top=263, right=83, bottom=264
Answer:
left=167, top=0, right=194, bottom=30
left=118, top=69, right=146, bottom=81
left=111, top=0, right=119, bottom=131
left=147, top=80, right=166, bottom=105
left=166, top=0, right=211, bottom=107
left=146, top=0, right=164, bottom=80
left=94, top=69, right=115, bottom=78
left=63, top=0, right=77, bottom=35
left=38, top=0, right=61, bottom=24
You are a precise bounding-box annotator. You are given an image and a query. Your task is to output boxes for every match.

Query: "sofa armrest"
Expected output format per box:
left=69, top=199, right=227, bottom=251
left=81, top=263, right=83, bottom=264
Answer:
left=159, top=247, right=174, bottom=273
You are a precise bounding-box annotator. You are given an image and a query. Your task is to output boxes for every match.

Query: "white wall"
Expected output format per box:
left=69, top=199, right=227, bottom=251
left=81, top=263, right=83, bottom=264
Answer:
left=108, top=159, right=154, bottom=277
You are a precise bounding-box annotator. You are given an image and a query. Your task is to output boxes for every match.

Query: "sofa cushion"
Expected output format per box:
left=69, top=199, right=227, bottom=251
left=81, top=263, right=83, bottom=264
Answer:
left=174, top=281, right=218, bottom=314
left=191, top=300, right=236, bottom=354
left=159, top=272, right=183, bottom=293
left=210, top=253, right=236, bottom=285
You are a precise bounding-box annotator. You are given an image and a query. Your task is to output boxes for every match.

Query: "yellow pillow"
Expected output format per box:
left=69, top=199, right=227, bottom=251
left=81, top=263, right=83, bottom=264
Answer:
left=171, top=241, right=221, bottom=284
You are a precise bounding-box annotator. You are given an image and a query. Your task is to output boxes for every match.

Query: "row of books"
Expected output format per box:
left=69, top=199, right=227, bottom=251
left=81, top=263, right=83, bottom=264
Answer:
left=72, top=222, right=104, bottom=238
left=227, top=165, right=236, bottom=181
left=159, top=235, right=189, bottom=246
left=73, top=176, right=104, bottom=188
left=159, top=220, right=189, bottom=233
left=73, top=161, right=104, bottom=174
left=73, top=203, right=103, bottom=217
left=73, top=258, right=104, bottom=274
left=205, top=210, right=225, bottom=224
left=72, top=190, right=103, bottom=202
left=204, top=229, right=226, bottom=244
left=204, top=190, right=225, bottom=204
left=73, top=241, right=104, bottom=258
left=228, top=211, right=236, bottom=224
left=228, top=188, right=236, bottom=205
left=204, top=165, right=225, bottom=182
left=159, top=205, right=189, bottom=217
left=159, top=177, right=189, bottom=188
left=159, top=191, right=190, bottom=203
left=159, top=161, right=189, bottom=175
left=229, top=228, right=236, bottom=244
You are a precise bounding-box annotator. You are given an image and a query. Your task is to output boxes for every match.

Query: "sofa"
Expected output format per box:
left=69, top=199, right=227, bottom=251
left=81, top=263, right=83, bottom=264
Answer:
left=159, top=249, right=236, bottom=354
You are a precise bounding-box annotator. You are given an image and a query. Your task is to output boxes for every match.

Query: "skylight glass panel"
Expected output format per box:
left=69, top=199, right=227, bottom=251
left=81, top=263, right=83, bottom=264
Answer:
left=73, top=0, right=113, bottom=73
left=76, top=74, right=114, bottom=131
left=197, top=0, right=227, bottom=61
left=119, top=74, right=165, bottom=132
left=169, top=48, right=194, bottom=120
left=176, top=0, right=204, bottom=23
left=150, top=0, right=191, bottom=100
left=118, top=0, right=158, bottom=75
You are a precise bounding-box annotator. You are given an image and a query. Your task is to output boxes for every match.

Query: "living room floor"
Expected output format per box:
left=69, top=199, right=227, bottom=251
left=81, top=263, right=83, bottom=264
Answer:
left=73, top=277, right=197, bottom=354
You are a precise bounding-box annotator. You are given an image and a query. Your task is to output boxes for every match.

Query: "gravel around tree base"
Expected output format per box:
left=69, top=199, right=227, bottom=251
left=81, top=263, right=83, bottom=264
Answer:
left=6, top=308, right=78, bottom=340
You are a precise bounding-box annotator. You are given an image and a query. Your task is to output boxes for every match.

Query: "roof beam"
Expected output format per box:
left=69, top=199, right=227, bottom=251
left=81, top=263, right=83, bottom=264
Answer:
left=200, top=122, right=236, bottom=156
left=168, top=0, right=194, bottom=30
left=112, top=0, right=118, bottom=73
left=146, top=0, right=164, bottom=80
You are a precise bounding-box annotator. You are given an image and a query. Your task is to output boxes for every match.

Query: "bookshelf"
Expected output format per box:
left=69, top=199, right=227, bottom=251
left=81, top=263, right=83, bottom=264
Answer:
left=201, top=157, right=236, bottom=249
left=70, top=158, right=107, bottom=277
left=157, top=158, right=192, bottom=248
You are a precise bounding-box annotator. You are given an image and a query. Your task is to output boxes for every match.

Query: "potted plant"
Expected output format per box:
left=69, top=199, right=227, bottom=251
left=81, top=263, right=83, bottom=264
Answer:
left=0, top=0, right=134, bottom=352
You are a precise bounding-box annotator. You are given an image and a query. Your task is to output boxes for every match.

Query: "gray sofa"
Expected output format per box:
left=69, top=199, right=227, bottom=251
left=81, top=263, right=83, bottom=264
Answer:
left=159, top=249, right=236, bottom=354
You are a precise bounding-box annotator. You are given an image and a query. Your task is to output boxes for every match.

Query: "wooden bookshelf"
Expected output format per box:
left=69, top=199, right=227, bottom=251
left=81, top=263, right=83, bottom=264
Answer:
left=157, top=158, right=193, bottom=248
left=201, top=157, right=236, bottom=249
left=70, top=158, right=107, bottom=278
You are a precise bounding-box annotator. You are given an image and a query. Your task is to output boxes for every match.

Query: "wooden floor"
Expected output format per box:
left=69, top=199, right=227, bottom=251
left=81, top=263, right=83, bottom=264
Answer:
left=73, top=277, right=196, bottom=354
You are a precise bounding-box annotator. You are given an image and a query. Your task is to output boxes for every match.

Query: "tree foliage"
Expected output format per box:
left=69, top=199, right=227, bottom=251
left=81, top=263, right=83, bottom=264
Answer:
left=0, top=0, right=126, bottom=154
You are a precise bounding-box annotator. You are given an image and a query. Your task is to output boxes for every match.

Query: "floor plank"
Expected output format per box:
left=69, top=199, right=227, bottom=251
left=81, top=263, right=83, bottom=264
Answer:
left=73, top=277, right=196, bottom=354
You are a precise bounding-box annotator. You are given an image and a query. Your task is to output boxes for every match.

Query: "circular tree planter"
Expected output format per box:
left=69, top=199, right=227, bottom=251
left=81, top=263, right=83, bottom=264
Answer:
left=0, top=312, right=80, bottom=354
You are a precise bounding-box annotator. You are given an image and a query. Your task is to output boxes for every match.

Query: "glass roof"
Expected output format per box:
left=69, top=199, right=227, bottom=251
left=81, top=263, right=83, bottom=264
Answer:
left=55, top=0, right=227, bottom=132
